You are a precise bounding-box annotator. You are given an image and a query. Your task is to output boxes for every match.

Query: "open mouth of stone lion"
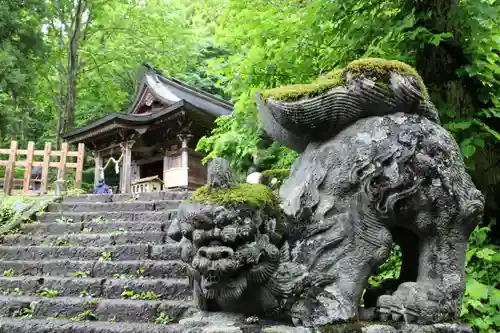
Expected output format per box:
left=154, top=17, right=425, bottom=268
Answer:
left=195, top=245, right=276, bottom=301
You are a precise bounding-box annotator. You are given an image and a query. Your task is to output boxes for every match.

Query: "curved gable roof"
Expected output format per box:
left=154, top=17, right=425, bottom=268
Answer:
left=61, top=65, right=233, bottom=144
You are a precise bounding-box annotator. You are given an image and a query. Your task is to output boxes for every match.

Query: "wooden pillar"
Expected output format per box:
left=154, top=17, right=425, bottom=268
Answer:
left=177, top=134, right=192, bottom=168
left=75, top=143, right=85, bottom=190
left=57, top=142, right=69, bottom=181
left=94, top=151, right=102, bottom=185
left=177, top=133, right=192, bottom=189
left=3, top=141, right=18, bottom=195
left=120, top=140, right=135, bottom=194
left=162, top=148, right=169, bottom=189
left=40, top=142, right=51, bottom=195
left=22, top=141, right=35, bottom=193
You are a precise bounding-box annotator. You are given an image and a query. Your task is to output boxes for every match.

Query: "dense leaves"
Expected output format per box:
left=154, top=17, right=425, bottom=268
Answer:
left=0, top=0, right=47, bottom=145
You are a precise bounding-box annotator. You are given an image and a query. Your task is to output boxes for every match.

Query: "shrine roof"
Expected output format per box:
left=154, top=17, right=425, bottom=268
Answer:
left=61, top=65, right=233, bottom=145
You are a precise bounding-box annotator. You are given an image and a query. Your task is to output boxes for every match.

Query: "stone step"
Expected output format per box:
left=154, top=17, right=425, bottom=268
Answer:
left=0, top=260, right=187, bottom=278
left=47, top=200, right=183, bottom=213
left=0, top=244, right=180, bottom=261
left=3, top=232, right=170, bottom=247
left=21, top=221, right=169, bottom=235
left=0, top=318, right=183, bottom=333
left=0, top=276, right=190, bottom=300
left=0, top=295, right=192, bottom=323
left=36, top=210, right=177, bottom=223
left=61, top=191, right=191, bottom=204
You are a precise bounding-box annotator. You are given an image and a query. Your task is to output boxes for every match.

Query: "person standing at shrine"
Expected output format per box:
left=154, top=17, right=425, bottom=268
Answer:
left=93, top=179, right=110, bottom=194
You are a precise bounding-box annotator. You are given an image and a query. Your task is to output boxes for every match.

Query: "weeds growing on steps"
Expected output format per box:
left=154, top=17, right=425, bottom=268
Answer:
left=41, top=236, right=70, bottom=246
left=120, top=289, right=161, bottom=300
left=0, top=288, right=24, bottom=296
left=39, top=287, right=58, bottom=298
left=155, top=312, right=171, bottom=324
left=99, top=252, right=112, bottom=261
left=2, top=268, right=17, bottom=277
left=72, top=270, right=91, bottom=278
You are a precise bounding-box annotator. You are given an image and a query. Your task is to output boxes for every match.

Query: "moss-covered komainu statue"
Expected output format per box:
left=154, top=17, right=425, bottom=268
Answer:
left=167, top=158, right=316, bottom=318
left=169, top=58, right=484, bottom=329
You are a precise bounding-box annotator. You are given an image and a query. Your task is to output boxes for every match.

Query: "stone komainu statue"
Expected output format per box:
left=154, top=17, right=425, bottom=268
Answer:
left=168, top=58, right=484, bottom=328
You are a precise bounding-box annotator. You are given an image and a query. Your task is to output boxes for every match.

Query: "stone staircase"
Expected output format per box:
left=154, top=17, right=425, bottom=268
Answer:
left=0, top=191, right=195, bottom=333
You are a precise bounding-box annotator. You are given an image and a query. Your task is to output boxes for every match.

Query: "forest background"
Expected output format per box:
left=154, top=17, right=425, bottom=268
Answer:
left=0, top=0, right=498, bottom=331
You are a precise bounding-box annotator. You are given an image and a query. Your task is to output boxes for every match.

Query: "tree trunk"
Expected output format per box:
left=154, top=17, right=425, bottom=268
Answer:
left=411, top=0, right=500, bottom=230
left=64, top=0, right=86, bottom=133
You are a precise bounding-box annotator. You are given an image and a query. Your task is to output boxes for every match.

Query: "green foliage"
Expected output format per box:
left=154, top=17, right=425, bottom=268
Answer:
left=121, top=289, right=161, bottom=301
left=0, top=195, right=40, bottom=235
left=155, top=312, right=171, bottom=324
left=39, top=287, right=58, bottom=298
left=196, top=0, right=422, bottom=172
left=461, top=225, right=500, bottom=333
left=0, top=287, right=24, bottom=296
left=191, top=183, right=279, bottom=208
left=42, top=236, right=70, bottom=247
left=99, top=252, right=112, bottom=261
left=15, top=302, right=37, bottom=318
left=69, top=310, right=98, bottom=322
left=369, top=226, right=499, bottom=333
left=261, top=168, right=291, bottom=189
left=368, top=245, right=402, bottom=287
left=72, top=270, right=91, bottom=278
left=0, top=0, right=47, bottom=145
left=2, top=268, right=16, bottom=277
left=0, top=204, right=15, bottom=228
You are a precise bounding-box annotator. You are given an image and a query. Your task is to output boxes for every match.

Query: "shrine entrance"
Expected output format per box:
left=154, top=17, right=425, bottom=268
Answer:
left=61, top=64, right=232, bottom=194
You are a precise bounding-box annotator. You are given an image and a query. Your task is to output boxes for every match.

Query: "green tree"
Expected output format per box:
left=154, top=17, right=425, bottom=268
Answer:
left=197, top=0, right=500, bottom=218
left=0, top=0, right=47, bottom=146
left=33, top=0, right=200, bottom=145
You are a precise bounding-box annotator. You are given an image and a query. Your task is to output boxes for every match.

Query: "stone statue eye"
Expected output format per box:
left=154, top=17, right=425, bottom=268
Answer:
left=193, top=217, right=213, bottom=230
left=193, top=230, right=207, bottom=247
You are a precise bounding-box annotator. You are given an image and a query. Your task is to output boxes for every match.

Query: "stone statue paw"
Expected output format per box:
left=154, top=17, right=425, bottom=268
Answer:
left=376, top=281, right=460, bottom=325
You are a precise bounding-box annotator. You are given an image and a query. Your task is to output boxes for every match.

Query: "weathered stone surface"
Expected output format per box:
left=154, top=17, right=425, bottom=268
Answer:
left=93, top=260, right=187, bottom=278
left=102, top=278, right=190, bottom=300
left=0, top=244, right=152, bottom=261
left=168, top=61, right=484, bottom=328
left=175, top=313, right=471, bottom=333
left=35, top=211, right=177, bottom=223
left=21, top=222, right=83, bottom=235
left=3, top=231, right=167, bottom=247
left=0, top=190, right=191, bottom=332
left=0, top=318, right=184, bottom=333
left=48, top=201, right=155, bottom=213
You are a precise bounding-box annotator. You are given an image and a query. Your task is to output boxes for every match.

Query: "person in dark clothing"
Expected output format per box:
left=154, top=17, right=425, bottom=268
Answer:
left=30, top=166, right=42, bottom=190
left=93, top=179, right=110, bottom=195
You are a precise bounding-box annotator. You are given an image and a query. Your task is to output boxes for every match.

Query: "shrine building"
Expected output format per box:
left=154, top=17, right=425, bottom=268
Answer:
left=61, top=65, right=233, bottom=194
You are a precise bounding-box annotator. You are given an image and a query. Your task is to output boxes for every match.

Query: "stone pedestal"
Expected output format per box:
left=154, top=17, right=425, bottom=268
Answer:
left=178, top=312, right=472, bottom=333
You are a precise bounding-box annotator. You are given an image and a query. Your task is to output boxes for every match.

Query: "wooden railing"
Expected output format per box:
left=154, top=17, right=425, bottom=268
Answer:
left=0, top=141, right=85, bottom=195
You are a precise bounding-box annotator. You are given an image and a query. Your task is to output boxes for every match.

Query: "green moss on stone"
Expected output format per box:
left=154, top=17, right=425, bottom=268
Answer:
left=261, top=69, right=345, bottom=102
left=191, top=183, right=279, bottom=208
left=262, top=169, right=290, bottom=181
left=345, top=58, right=428, bottom=97
left=260, top=58, right=428, bottom=102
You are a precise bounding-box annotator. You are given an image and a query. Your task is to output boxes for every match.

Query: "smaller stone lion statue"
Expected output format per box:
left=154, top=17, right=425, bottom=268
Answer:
left=167, top=158, right=316, bottom=319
